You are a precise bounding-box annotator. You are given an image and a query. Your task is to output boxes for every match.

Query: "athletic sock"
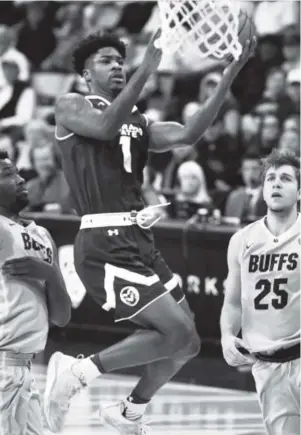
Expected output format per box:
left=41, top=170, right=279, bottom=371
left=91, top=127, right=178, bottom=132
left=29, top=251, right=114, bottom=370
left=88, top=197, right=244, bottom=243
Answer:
left=123, top=393, right=150, bottom=421
left=72, top=356, right=103, bottom=384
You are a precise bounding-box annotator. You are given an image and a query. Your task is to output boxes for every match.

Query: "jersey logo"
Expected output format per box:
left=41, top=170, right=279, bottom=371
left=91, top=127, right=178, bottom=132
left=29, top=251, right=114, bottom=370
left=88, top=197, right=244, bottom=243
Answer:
left=246, top=243, right=253, bottom=250
left=120, top=286, right=140, bottom=307
left=249, top=253, right=298, bottom=273
left=108, top=229, right=119, bottom=236
left=120, top=124, right=143, bottom=139
left=21, top=232, right=53, bottom=264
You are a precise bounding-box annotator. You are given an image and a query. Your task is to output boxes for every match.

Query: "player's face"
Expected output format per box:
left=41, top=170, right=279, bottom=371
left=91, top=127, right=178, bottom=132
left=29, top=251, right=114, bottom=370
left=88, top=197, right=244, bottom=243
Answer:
left=0, top=159, right=28, bottom=212
left=85, top=47, right=126, bottom=94
left=263, top=165, right=300, bottom=212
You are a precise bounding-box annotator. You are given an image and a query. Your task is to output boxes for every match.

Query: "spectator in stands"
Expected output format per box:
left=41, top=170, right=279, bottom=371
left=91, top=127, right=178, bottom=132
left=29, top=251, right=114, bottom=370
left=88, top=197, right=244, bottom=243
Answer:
left=161, top=145, right=196, bottom=191
left=257, top=114, right=280, bottom=156
left=83, top=2, right=126, bottom=34
left=160, top=102, right=199, bottom=191
left=0, top=134, right=14, bottom=161
left=26, top=143, right=71, bottom=214
left=231, top=34, right=283, bottom=114
left=0, top=25, right=30, bottom=87
left=283, top=115, right=300, bottom=132
left=16, top=1, right=56, bottom=70
left=0, top=59, right=35, bottom=138
left=282, top=28, right=300, bottom=73
left=198, top=72, right=240, bottom=139
left=41, top=3, right=84, bottom=72
left=261, top=68, right=286, bottom=103
left=168, top=161, right=213, bottom=220
left=253, top=1, right=299, bottom=37
left=16, top=119, right=55, bottom=182
left=278, top=129, right=300, bottom=156
left=240, top=113, right=261, bottom=151
left=225, top=154, right=267, bottom=222
left=194, top=113, right=240, bottom=192
left=284, top=68, right=300, bottom=115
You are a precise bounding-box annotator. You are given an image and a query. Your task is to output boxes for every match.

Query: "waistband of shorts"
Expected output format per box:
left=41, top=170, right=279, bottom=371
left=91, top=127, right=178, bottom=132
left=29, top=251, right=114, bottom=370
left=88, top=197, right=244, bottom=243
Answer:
left=255, top=343, right=300, bottom=363
left=0, top=350, right=36, bottom=366
left=80, top=211, right=139, bottom=229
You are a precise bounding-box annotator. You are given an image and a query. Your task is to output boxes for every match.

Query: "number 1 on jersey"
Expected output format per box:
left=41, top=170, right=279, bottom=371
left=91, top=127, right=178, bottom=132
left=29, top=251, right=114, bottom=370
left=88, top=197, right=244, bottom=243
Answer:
left=119, top=136, right=132, bottom=173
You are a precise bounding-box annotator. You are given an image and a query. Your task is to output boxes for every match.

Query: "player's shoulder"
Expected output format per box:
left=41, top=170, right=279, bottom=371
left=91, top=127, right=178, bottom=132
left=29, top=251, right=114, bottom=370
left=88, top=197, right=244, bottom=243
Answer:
left=238, top=218, right=265, bottom=238
left=85, top=95, right=109, bottom=110
left=55, top=92, right=87, bottom=114
left=229, top=218, right=265, bottom=248
left=33, top=224, right=54, bottom=246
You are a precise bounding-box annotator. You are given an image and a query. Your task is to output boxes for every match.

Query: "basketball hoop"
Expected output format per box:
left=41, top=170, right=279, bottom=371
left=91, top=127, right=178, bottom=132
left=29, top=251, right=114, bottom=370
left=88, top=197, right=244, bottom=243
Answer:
left=156, top=0, right=242, bottom=61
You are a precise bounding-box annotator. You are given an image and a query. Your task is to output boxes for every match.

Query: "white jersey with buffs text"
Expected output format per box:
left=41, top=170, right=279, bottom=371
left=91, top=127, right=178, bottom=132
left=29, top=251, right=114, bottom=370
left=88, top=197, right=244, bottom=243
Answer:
left=238, top=215, right=300, bottom=353
left=0, top=215, right=53, bottom=353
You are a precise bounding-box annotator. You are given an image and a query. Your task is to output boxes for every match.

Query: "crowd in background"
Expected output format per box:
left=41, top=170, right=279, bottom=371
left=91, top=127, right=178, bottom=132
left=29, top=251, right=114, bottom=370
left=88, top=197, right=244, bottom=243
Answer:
left=0, top=0, right=299, bottom=221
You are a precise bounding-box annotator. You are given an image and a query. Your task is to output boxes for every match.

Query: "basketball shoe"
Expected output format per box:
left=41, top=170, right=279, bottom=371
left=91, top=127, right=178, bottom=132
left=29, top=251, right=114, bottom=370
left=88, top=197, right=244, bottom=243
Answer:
left=43, top=352, right=87, bottom=433
left=101, top=401, right=151, bottom=435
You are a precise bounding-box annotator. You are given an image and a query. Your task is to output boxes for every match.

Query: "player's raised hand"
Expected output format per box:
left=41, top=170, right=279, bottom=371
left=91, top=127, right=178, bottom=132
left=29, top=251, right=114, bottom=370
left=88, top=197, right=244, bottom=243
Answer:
left=142, top=28, right=163, bottom=72
left=221, top=335, right=256, bottom=367
left=2, top=256, right=52, bottom=281
left=224, top=36, right=257, bottom=76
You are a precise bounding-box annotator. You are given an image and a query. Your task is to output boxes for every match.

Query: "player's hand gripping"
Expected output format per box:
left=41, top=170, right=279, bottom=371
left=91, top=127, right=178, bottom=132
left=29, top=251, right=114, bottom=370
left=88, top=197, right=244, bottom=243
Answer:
left=224, top=36, right=257, bottom=76
left=142, top=28, right=163, bottom=73
left=2, top=256, right=52, bottom=281
left=221, top=335, right=256, bottom=367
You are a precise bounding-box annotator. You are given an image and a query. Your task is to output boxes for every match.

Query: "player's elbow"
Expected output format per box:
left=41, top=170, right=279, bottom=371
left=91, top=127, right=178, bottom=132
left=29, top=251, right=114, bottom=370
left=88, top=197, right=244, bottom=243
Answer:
left=50, top=307, right=71, bottom=327
left=48, top=294, right=72, bottom=327
left=180, top=129, right=201, bottom=147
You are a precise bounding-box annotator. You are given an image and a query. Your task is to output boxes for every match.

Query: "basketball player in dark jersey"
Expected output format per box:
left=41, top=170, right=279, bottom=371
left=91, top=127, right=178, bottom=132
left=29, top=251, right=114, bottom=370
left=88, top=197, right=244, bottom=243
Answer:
left=44, top=30, right=256, bottom=434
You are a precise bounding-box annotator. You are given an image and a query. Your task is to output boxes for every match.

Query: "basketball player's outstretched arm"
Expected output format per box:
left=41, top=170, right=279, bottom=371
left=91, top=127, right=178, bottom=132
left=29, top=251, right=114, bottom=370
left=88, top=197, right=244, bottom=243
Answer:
left=148, top=37, right=257, bottom=152
left=55, top=30, right=162, bottom=141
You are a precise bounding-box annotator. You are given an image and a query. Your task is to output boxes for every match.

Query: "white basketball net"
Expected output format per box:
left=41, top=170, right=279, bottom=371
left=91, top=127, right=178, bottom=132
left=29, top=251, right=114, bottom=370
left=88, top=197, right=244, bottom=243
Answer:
left=157, top=0, right=242, bottom=61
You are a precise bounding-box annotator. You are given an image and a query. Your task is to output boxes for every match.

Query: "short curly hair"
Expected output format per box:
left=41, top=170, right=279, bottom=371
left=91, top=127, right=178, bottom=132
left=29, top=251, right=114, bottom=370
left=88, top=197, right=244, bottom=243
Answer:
left=72, top=32, right=126, bottom=76
left=261, top=149, right=300, bottom=189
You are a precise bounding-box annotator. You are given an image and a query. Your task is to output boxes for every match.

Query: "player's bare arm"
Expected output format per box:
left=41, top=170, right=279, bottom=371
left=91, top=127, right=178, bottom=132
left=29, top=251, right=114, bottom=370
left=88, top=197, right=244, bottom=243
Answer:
left=44, top=231, right=72, bottom=327
left=220, top=231, right=254, bottom=366
left=148, top=37, right=257, bottom=152
left=220, top=231, right=243, bottom=339
left=56, top=30, right=162, bottom=141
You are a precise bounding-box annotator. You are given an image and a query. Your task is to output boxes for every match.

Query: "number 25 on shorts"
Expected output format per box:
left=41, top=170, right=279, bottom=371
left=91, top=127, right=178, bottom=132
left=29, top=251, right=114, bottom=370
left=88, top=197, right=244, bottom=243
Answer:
left=119, top=136, right=132, bottom=173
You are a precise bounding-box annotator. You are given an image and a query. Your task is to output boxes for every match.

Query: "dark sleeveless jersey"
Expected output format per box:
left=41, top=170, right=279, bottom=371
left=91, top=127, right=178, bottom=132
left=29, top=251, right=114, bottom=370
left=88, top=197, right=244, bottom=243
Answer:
left=55, top=95, right=150, bottom=216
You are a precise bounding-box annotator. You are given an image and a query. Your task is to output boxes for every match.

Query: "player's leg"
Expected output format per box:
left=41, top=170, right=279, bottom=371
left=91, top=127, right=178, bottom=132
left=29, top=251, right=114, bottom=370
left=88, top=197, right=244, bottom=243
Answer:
left=44, top=290, right=200, bottom=433
left=90, top=293, right=199, bottom=371
left=25, top=372, right=44, bottom=435
left=123, top=252, right=198, bottom=412
left=98, top=294, right=199, bottom=434
left=0, top=356, right=34, bottom=435
left=124, top=297, right=197, bottom=418
left=252, top=359, right=300, bottom=435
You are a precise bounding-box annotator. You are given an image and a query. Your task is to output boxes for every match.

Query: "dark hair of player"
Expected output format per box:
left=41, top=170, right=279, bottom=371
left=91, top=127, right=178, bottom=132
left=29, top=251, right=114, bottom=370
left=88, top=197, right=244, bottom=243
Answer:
left=0, top=151, right=9, bottom=160
left=260, top=149, right=300, bottom=188
left=72, top=32, right=126, bottom=76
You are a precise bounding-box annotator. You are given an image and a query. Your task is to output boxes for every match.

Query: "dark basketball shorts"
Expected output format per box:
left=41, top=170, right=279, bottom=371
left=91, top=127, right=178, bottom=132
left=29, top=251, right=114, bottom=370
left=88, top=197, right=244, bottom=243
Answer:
left=74, top=225, right=185, bottom=322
